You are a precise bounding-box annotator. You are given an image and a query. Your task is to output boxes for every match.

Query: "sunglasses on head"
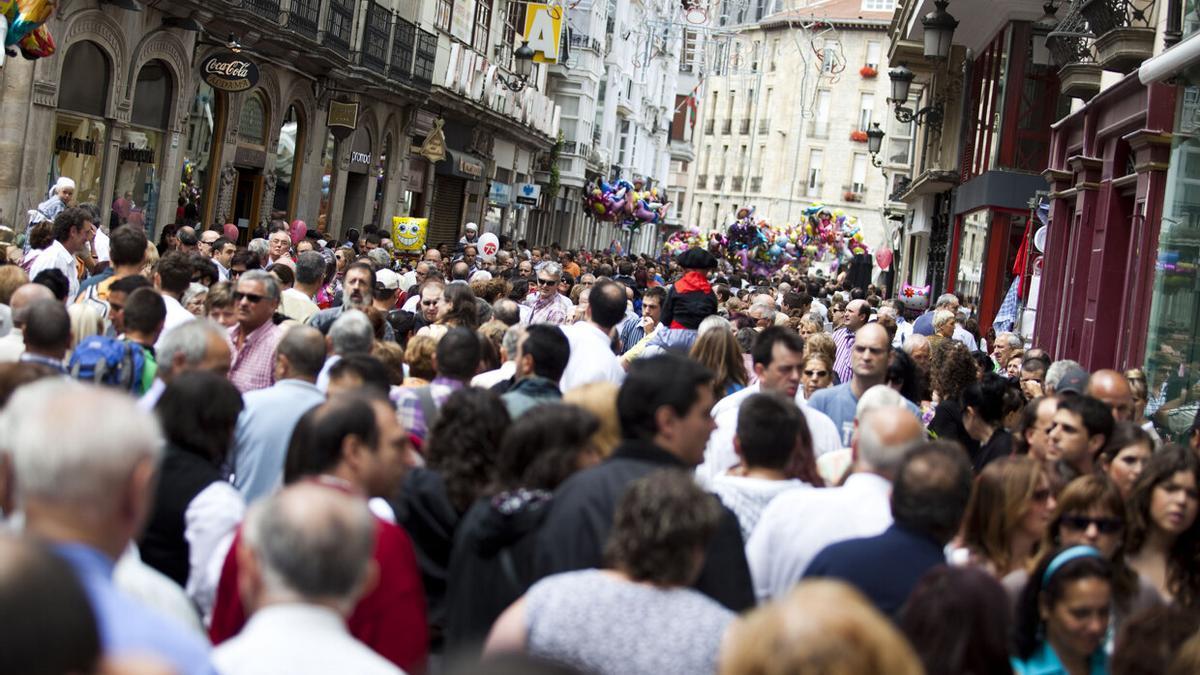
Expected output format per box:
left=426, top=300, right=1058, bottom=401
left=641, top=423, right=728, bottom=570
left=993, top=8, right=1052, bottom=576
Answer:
left=1060, top=515, right=1123, bottom=534
left=233, top=291, right=265, bottom=304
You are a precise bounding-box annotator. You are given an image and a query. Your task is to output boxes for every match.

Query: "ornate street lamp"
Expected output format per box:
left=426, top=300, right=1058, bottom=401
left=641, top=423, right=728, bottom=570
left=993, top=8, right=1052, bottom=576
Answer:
left=498, top=41, right=537, bottom=92
left=922, top=0, right=959, bottom=60
left=867, top=123, right=886, bottom=167
left=888, top=63, right=944, bottom=129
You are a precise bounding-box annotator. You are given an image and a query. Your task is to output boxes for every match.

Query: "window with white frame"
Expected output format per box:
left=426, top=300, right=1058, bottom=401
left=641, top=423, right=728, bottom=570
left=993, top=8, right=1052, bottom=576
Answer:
left=866, top=41, right=881, bottom=69
left=617, top=119, right=631, bottom=166
left=755, top=144, right=766, bottom=177
left=858, top=93, right=875, bottom=132
left=806, top=149, right=823, bottom=196
left=862, top=0, right=895, bottom=10
left=851, top=154, right=868, bottom=194
left=814, top=90, right=831, bottom=136
left=888, top=98, right=916, bottom=165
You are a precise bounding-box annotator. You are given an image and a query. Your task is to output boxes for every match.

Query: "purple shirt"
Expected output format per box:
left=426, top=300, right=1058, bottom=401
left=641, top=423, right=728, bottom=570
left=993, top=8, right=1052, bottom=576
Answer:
left=832, top=327, right=854, bottom=384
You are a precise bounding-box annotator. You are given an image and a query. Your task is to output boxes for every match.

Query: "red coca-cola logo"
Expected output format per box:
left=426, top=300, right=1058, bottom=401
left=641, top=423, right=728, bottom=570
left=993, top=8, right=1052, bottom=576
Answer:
left=201, top=52, right=260, bottom=92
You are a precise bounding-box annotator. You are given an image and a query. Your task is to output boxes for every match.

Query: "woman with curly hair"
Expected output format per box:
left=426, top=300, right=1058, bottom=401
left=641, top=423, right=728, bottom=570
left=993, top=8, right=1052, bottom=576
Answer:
left=392, top=387, right=512, bottom=646
left=928, top=340, right=981, bottom=455
left=444, top=404, right=601, bottom=655
left=1126, top=445, right=1200, bottom=608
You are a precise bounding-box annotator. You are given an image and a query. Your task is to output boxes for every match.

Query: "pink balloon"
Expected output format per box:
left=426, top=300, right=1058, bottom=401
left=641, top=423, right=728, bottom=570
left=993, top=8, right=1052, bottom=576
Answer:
left=875, top=248, right=894, bottom=270
left=290, top=219, right=307, bottom=245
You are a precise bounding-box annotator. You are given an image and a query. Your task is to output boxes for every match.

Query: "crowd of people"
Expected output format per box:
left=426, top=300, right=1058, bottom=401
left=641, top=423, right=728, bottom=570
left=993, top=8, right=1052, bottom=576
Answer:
left=2, top=202, right=1200, bottom=675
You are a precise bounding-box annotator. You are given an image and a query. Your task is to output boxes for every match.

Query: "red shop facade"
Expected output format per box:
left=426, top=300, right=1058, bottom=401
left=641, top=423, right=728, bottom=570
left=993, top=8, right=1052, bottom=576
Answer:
left=1034, top=72, right=1177, bottom=370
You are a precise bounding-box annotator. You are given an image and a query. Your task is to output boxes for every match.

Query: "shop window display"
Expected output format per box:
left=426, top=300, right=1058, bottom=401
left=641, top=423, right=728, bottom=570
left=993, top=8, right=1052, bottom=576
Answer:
left=51, top=41, right=111, bottom=205
left=179, top=83, right=220, bottom=229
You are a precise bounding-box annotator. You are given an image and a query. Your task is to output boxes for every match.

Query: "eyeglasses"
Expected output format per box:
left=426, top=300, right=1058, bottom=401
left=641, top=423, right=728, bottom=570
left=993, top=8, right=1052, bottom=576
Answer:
left=1031, top=488, right=1054, bottom=504
left=1060, top=514, right=1123, bottom=534
left=537, top=278, right=558, bottom=287
left=804, top=370, right=829, bottom=378
left=233, top=291, right=265, bottom=304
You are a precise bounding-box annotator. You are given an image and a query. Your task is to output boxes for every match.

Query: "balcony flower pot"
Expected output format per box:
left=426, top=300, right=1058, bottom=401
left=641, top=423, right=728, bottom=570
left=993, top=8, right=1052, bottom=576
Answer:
left=860, top=66, right=878, bottom=78
left=843, top=191, right=861, bottom=202
left=850, top=130, right=869, bottom=142
left=1058, top=62, right=1102, bottom=100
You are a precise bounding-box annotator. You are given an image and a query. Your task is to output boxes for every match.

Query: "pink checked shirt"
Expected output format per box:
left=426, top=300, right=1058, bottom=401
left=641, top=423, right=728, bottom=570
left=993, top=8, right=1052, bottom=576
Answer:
left=228, top=320, right=283, bottom=393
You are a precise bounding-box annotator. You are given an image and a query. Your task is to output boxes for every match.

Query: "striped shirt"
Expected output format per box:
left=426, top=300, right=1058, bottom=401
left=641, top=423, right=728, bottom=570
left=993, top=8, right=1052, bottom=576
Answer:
left=832, top=327, right=854, bottom=384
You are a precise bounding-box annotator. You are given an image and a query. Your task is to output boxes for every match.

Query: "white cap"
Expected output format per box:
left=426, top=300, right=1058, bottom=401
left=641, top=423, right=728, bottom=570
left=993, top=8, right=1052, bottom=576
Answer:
left=465, top=222, right=479, bottom=232
left=375, top=268, right=401, bottom=290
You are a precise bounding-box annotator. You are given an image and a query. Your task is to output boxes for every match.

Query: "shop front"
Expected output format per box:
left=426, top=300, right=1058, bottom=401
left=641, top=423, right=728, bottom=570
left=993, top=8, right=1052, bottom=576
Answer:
left=429, top=149, right=485, bottom=247
left=1034, top=72, right=1176, bottom=370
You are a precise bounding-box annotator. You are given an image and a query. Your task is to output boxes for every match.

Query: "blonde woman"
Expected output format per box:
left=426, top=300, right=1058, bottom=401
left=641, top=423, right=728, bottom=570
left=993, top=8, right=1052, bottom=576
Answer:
left=563, top=381, right=621, bottom=457
left=691, top=322, right=749, bottom=399
left=952, top=456, right=1056, bottom=577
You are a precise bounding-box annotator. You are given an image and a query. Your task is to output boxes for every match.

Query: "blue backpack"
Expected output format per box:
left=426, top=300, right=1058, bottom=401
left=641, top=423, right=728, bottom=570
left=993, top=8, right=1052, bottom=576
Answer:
left=68, top=335, right=147, bottom=393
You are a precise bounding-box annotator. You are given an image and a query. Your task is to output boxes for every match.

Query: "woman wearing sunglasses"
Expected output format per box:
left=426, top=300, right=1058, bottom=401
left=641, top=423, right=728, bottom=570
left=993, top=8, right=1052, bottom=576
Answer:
left=800, top=352, right=833, bottom=401
left=1002, top=475, right=1160, bottom=636
left=952, top=456, right=1056, bottom=578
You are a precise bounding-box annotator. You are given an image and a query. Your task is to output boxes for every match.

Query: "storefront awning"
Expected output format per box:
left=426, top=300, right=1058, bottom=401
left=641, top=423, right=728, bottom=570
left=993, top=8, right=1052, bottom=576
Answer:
left=435, top=150, right=486, bottom=181
left=1140, top=31, right=1200, bottom=84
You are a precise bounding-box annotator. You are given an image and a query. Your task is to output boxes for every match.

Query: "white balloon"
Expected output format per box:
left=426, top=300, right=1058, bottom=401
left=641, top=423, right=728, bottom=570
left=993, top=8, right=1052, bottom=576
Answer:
left=477, top=232, right=500, bottom=262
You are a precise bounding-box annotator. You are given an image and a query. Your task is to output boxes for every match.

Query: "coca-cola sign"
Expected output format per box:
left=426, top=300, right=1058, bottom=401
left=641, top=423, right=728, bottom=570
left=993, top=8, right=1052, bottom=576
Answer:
left=200, top=52, right=260, bottom=92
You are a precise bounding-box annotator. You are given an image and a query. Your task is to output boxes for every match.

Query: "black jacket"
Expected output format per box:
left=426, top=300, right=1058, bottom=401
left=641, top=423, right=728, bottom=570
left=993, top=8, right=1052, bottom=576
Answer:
left=444, top=490, right=551, bottom=657
left=139, top=447, right=222, bottom=586
left=392, top=468, right=460, bottom=647
left=532, top=439, right=756, bottom=612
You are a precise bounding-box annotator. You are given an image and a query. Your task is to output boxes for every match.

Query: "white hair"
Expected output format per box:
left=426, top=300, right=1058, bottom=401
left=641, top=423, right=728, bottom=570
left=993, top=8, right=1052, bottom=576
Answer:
left=1046, top=359, right=1083, bottom=390
left=933, top=309, right=956, bottom=328
left=856, top=403, right=923, bottom=475
left=698, top=314, right=733, bottom=338
left=158, top=319, right=228, bottom=377
left=856, top=384, right=906, bottom=418
left=3, top=380, right=163, bottom=507
left=540, top=261, right=563, bottom=279
left=329, top=309, right=374, bottom=355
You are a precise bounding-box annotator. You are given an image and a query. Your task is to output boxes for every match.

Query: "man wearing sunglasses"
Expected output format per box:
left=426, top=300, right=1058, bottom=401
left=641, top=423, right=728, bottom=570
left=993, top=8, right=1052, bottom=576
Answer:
left=526, top=262, right=573, bottom=326
left=228, top=270, right=284, bottom=393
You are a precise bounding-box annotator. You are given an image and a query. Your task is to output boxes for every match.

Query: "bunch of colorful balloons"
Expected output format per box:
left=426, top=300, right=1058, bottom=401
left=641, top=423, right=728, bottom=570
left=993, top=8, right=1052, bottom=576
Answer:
left=0, top=0, right=57, bottom=66
left=583, top=178, right=671, bottom=231
left=663, top=225, right=729, bottom=257
left=798, top=203, right=870, bottom=265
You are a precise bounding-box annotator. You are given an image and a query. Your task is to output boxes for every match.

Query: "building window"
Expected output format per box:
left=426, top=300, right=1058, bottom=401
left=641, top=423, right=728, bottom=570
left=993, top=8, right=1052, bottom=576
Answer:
left=617, top=119, right=631, bottom=167
left=473, top=0, right=492, bottom=53
left=806, top=149, right=823, bottom=196
left=435, top=0, right=453, bottom=31
left=866, top=41, right=881, bottom=68
left=821, top=40, right=840, bottom=73
left=858, top=93, right=875, bottom=132
left=770, top=38, right=779, bottom=71
left=851, top=154, right=867, bottom=194
left=814, top=90, right=831, bottom=137
left=238, top=93, right=268, bottom=147
left=862, top=0, right=895, bottom=10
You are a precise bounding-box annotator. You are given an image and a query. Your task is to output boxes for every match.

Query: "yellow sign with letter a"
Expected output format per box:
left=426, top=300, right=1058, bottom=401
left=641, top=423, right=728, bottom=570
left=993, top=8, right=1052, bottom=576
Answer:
left=523, top=3, right=563, bottom=64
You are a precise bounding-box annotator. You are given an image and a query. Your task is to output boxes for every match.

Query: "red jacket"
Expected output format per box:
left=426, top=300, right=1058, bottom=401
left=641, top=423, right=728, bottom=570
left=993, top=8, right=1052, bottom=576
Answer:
left=209, top=510, right=429, bottom=674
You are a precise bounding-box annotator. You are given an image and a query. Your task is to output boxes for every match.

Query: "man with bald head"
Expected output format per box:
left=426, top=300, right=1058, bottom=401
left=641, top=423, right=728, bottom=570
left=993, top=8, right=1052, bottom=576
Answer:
left=810, top=323, right=910, bottom=445
left=1087, top=369, right=1136, bottom=422
left=231, top=325, right=329, bottom=503
left=747, top=405, right=926, bottom=601
left=832, top=299, right=870, bottom=383
left=0, top=283, right=56, bottom=362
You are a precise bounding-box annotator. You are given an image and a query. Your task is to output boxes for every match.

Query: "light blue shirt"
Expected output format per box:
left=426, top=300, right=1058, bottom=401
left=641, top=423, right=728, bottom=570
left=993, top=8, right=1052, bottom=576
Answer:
left=55, top=542, right=215, bottom=675
left=807, top=382, right=922, bottom=446
left=953, top=324, right=979, bottom=351
left=1011, top=641, right=1108, bottom=675
left=232, top=379, right=325, bottom=503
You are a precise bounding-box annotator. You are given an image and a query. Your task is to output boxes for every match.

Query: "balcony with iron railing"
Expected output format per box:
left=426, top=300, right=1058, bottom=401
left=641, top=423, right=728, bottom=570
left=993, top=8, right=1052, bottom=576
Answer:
left=360, top=1, right=392, bottom=74
left=284, top=0, right=320, bottom=38
left=1047, top=1, right=1100, bottom=99
left=568, top=32, right=603, bottom=52
left=704, top=119, right=714, bottom=135
left=712, top=175, right=724, bottom=190
left=758, top=119, right=768, bottom=134
left=325, top=0, right=356, bottom=50
left=739, top=119, right=751, bottom=135
left=1079, top=0, right=1158, bottom=74
left=731, top=176, right=744, bottom=191
left=697, top=174, right=707, bottom=189
left=721, top=119, right=732, bottom=134
left=390, top=16, right=416, bottom=79
left=750, top=176, right=762, bottom=192
left=246, top=0, right=281, bottom=21
left=413, top=29, right=437, bottom=82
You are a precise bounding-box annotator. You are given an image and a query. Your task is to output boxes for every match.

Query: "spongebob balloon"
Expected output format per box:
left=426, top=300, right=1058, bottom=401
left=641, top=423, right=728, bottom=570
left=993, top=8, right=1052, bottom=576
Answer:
left=391, top=217, right=428, bottom=253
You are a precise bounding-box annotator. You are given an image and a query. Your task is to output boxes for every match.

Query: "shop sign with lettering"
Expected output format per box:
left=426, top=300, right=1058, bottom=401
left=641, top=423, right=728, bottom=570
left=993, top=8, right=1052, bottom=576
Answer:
left=200, top=52, right=260, bottom=92
left=55, top=132, right=99, bottom=157
left=458, top=156, right=483, bottom=178
left=419, top=118, right=446, bottom=163
left=327, top=100, right=359, bottom=141
left=515, top=183, right=541, bottom=206
left=118, top=143, right=155, bottom=165
left=488, top=181, right=511, bottom=206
